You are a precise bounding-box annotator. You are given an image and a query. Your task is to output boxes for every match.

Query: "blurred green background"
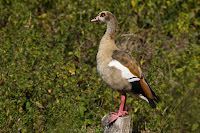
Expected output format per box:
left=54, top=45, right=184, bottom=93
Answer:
left=0, top=0, right=199, bottom=132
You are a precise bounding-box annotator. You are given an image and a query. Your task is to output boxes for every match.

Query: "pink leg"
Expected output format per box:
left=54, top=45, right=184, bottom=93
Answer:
left=109, top=94, right=128, bottom=123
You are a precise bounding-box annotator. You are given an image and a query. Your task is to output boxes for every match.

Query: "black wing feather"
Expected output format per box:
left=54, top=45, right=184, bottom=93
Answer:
left=130, top=80, right=157, bottom=108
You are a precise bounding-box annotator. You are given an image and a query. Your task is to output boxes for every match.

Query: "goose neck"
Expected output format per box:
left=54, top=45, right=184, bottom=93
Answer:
left=105, top=20, right=118, bottom=39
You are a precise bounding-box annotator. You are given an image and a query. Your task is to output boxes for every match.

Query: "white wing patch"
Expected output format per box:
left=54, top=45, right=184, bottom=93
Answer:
left=139, top=94, right=149, bottom=103
left=108, top=60, right=140, bottom=82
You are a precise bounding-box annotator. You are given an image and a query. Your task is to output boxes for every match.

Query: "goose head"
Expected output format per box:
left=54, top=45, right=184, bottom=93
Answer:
left=91, top=11, right=118, bottom=38
left=90, top=11, right=112, bottom=23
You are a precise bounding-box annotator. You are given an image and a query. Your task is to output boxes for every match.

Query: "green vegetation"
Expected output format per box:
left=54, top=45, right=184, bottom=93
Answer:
left=0, top=0, right=199, bottom=132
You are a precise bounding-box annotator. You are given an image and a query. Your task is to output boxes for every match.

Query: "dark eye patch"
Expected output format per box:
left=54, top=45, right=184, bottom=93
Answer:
left=100, top=13, right=106, bottom=17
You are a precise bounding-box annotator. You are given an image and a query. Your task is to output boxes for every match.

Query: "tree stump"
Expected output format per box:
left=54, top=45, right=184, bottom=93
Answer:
left=101, top=114, right=132, bottom=133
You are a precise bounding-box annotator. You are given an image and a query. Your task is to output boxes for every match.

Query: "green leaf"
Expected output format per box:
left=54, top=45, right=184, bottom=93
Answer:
left=176, top=68, right=184, bottom=73
left=192, top=123, right=199, bottom=131
left=131, top=0, right=136, bottom=9
left=38, top=13, right=47, bottom=19
left=26, top=102, right=31, bottom=108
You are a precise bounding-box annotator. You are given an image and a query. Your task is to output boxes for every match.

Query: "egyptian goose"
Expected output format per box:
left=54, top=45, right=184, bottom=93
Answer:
left=91, top=11, right=158, bottom=123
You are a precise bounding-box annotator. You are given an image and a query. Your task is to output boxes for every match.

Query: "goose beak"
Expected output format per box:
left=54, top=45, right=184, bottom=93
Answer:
left=90, top=16, right=99, bottom=22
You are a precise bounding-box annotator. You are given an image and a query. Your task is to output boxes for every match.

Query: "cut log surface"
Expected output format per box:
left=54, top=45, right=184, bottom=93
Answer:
left=101, top=113, right=131, bottom=133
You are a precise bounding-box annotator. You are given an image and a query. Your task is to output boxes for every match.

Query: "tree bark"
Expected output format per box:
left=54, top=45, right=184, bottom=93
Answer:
left=101, top=114, right=132, bottom=133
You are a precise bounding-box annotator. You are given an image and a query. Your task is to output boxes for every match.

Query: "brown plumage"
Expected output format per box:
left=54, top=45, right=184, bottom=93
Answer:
left=112, top=50, right=142, bottom=78
left=91, top=11, right=158, bottom=123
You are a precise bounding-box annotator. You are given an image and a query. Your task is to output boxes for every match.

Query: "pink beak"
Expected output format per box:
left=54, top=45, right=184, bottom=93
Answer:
left=90, top=16, right=99, bottom=22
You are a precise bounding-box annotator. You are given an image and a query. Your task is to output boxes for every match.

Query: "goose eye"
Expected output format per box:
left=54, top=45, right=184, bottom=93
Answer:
left=100, top=13, right=106, bottom=17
